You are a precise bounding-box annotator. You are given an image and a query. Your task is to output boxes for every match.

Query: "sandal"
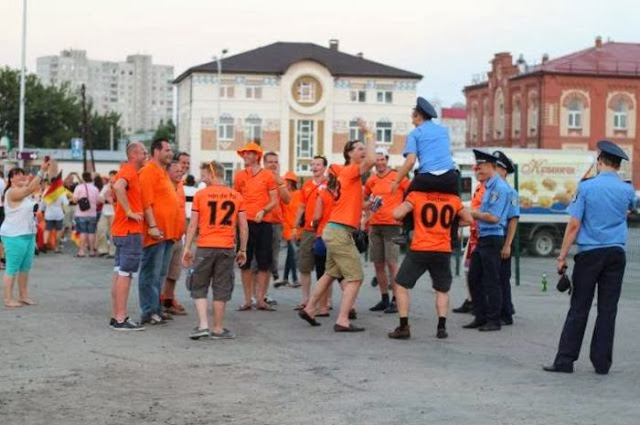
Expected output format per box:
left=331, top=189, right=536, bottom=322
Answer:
left=293, top=303, right=307, bottom=311
left=256, top=304, right=276, bottom=312
left=334, top=323, right=365, bottom=332
left=237, top=304, right=253, bottom=311
left=19, top=299, right=37, bottom=306
left=316, top=312, right=330, bottom=317
left=4, top=300, right=22, bottom=308
left=298, top=310, right=321, bottom=327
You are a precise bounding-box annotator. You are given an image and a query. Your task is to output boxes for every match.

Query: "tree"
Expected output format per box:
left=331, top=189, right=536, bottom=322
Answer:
left=152, top=119, right=176, bottom=143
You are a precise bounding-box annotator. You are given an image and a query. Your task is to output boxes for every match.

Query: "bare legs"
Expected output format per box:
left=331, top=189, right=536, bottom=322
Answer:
left=3, top=273, right=34, bottom=307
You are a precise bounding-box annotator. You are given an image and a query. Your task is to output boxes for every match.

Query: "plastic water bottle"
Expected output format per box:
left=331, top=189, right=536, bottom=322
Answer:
left=541, top=273, right=548, bottom=292
left=186, top=268, right=195, bottom=291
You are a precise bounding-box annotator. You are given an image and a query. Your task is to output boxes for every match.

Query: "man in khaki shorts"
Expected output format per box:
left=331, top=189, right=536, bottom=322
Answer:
left=364, top=148, right=409, bottom=313
left=292, top=156, right=327, bottom=309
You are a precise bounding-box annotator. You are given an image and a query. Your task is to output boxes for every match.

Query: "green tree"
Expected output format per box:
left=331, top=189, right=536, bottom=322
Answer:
left=89, top=110, right=123, bottom=150
left=152, top=119, right=176, bottom=142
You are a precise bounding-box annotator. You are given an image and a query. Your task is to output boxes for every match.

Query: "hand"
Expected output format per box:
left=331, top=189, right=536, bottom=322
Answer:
left=126, top=211, right=143, bottom=223
left=182, top=250, right=194, bottom=268
left=501, top=245, right=511, bottom=259
left=48, top=159, right=59, bottom=176
left=357, top=119, right=370, bottom=134
left=292, top=228, right=299, bottom=240
left=255, top=210, right=265, bottom=223
left=40, top=159, right=51, bottom=173
left=236, top=251, right=247, bottom=267
left=148, top=226, right=163, bottom=240
left=557, top=258, right=567, bottom=275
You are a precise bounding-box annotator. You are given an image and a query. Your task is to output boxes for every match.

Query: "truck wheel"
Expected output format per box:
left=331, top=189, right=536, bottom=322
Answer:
left=530, top=230, right=555, bottom=257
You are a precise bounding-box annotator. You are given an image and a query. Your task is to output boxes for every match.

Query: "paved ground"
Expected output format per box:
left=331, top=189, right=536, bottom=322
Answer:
left=1, top=231, right=640, bottom=425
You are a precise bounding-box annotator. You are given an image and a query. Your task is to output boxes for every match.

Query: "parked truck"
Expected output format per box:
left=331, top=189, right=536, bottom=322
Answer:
left=453, top=148, right=598, bottom=257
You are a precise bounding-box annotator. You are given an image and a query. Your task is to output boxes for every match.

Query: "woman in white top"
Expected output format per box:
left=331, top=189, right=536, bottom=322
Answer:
left=1, top=159, right=54, bottom=308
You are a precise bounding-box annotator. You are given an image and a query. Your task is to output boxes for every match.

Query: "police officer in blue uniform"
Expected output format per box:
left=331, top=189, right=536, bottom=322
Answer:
left=463, top=149, right=512, bottom=332
left=493, top=150, right=520, bottom=325
left=544, top=140, right=635, bottom=374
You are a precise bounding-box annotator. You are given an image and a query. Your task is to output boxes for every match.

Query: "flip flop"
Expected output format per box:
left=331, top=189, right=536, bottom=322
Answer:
left=334, top=323, right=365, bottom=333
left=298, top=310, right=321, bottom=326
left=19, top=299, right=37, bottom=306
left=237, top=304, right=253, bottom=311
left=293, top=304, right=307, bottom=311
left=256, top=304, right=277, bottom=312
left=3, top=301, right=22, bottom=308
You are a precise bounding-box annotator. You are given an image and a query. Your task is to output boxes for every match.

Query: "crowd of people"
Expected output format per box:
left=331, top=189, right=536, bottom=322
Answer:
left=1, top=96, right=634, bottom=375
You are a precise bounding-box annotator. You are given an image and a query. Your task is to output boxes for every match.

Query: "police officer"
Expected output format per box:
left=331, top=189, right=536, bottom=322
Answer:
left=493, top=150, right=520, bottom=325
left=463, top=149, right=511, bottom=332
left=544, top=140, right=635, bottom=374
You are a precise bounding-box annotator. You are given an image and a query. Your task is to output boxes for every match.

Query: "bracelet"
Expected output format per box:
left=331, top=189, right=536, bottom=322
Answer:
left=238, top=249, right=246, bottom=253
left=149, top=225, right=157, bottom=229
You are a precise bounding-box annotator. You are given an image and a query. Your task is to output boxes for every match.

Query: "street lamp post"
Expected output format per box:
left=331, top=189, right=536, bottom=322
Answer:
left=18, top=0, right=28, bottom=167
left=214, top=49, right=228, bottom=162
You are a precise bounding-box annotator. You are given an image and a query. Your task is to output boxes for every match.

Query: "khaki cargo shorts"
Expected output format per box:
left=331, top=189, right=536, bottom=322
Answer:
left=297, top=230, right=316, bottom=274
left=322, top=225, right=363, bottom=282
left=369, top=225, right=401, bottom=263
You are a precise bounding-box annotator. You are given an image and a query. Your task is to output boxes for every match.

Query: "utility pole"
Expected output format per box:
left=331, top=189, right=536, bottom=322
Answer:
left=18, top=0, right=28, bottom=168
left=214, top=49, right=228, bottom=162
left=81, top=84, right=89, bottom=172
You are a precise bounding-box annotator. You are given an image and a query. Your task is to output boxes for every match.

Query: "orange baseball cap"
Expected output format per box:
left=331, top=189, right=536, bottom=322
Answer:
left=284, top=171, right=298, bottom=182
left=237, top=141, right=263, bottom=160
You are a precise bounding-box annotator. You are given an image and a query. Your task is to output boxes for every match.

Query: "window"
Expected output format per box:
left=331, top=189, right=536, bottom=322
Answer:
left=297, top=82, right=315, bottom=103
left=244, top=115, right=262, bottom=142
left=349, top=120, right=364, bottom=142
left=376, top=91, right=393, bottom=104
left=246, top=86, right=262, bottom=99
left=219, top=85, right=234, bottom=98
left=218, top=115, right=234, bottom=141
left=567, top=100, right=582, bottom=129
left=350, top=90, right=366, bottom=102
left=376, top=121, right=392, bottom=143
left=223, top=163, right=233, bottom=186
left=613, top=99, right=628, bottom=130
left=296, top=120, right=315, bottom=162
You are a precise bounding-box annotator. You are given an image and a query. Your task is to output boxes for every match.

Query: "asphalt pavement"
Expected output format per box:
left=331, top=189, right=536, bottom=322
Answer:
left=1, top=231, right=639, bottom=425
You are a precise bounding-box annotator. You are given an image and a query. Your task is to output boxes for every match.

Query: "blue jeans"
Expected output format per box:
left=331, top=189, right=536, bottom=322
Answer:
left=283, top=240, right=298, bottom=282
left=138, top=240, right=174, bottom=320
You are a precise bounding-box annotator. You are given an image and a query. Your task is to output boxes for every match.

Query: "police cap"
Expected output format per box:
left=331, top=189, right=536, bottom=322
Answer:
left=492, top=150, right=515, bottom=174
left=473, top=149, right=497, bottom=165
left=597, top=140, right=629, bottom=161
left=415, top=97, right=438, bottom=119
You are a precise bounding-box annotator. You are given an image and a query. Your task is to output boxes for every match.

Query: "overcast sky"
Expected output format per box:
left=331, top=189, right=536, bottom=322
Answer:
left=1, top=0, right=638, bottom=106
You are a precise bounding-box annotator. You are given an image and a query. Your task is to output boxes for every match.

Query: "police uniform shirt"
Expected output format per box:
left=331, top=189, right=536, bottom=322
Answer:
left=478, top=174, right=511, bottom=237
left=568, top=171, right=635, bottom=252
left=403, top=121, right=454, bottom=174
left=507, top=185, right=520, bottom=222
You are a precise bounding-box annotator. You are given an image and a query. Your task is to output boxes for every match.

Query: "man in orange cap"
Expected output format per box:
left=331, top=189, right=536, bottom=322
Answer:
left=233, top=142, right=278, bottom=311
left=276, top=171, right=301, bottom=288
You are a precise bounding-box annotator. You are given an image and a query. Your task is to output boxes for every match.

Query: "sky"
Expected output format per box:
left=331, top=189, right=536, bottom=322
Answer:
left=1, top=0, right=638, bottom=107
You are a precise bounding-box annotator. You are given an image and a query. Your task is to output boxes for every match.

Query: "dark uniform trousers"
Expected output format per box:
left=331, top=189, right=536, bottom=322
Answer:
left=468, top=235, right=504, bottom=324
left=500, top=255, right=515, bottom=319
left=554, top=247, right=626, bottom=373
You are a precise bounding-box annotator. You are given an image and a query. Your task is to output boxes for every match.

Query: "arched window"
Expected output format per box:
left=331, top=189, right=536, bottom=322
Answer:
left=244, top=114, right=262, bottom=142
left=218, top=114, right=234, bottom=141
left=494, top=89, right=505, bottom=138
left=613, top=99, right=628, bottom=130
left=470, top=103, right=479, bottom=142
left=375, top=119, right=392, bottom=144
left=482, top=98, right=490, bottom=141
left=349, top=119, right=364, bottom=142
left=512, top=98, right=521, bottom=137
left=567, top=99, right=583, bottom=129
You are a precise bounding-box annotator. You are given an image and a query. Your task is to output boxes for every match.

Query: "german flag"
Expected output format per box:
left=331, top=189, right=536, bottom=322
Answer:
left=43, top=172, right=65, bottom=204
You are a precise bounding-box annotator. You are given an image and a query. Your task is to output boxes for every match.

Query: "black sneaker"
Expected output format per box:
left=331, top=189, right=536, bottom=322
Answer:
left=158, top=312, right=174, bottom=321
left=264, top=296, right=278, bottom=306
left=384, top=301, right=398, bottom=314
left=190, top=327, right=211, bottom=340
left=369, top=300, right=389, bottom=312
left=453, top=299, right=473, bottom=314
left=112, top=317, right=145, bottom=331
left=436, top=327, right=448, bottom=339
left=109, top=317, right=117, bottom=328
left=142, top=313, right=168, bottom=325
left=388, top=325, right=411, bottom=339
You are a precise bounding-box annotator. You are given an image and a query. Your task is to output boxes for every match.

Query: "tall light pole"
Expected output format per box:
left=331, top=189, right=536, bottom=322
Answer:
left=18, top=0, right=28, bottom=167
left=213, top=49, right=228, bottom=162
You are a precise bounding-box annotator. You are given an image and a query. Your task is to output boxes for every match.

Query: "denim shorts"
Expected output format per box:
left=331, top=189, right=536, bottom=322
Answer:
left=113, top=234, right=143, bottom=275
left=45, top=220, right=64, bottom=231
left=75, top=216, right=97, bottom=234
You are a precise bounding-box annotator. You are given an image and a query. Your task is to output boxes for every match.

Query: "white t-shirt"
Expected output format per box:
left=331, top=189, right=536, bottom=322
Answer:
left=99, top=184, right=115, bottom=216
left=42, top=195, right=69, bottom=221
left=183, top=185, right=200, bottom=219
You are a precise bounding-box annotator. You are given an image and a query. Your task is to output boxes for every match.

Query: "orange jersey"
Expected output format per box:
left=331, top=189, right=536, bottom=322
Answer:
left=364, top=170, right=409, bottom=226
left=191, top=184, right=245, bottom=249
left=316, top=186, right=335, bottom=237
left=139, top=161, right=181, bottom=246
left=111, top=163, right=144, bottom=237
left=328, top=163, right=363, bottom=229
left=469, top=182, right=486, bottom=247
left=264, top=194, right=284, bottom=224
left=175, top=180, right=186, bottom=237
left=406, top=192, right=463, bottom=253
left=234, top=168, right=277, bottom=222
left=300, top=178, right=324, bottom=232
left=282, top=190, right=301, bottom=241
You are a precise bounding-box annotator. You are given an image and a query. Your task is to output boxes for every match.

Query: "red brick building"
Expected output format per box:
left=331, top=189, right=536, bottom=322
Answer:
left=464, top=37, right=640, bottom=186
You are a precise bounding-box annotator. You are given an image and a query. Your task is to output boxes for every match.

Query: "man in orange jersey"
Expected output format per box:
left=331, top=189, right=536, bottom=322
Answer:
left=292, top=156, right=327, bottom=309
left=109, top=141, right=147, bottom=331
left=161, top=157, right=189, bottom=316
left=364, top=147, right=410, bottom=313
left=138, top=138, right=181, bottom=325
left=182, top=161, right=248, bottom=340
left=161, top=152, right=190, bottom=315
left=388, top=191, right=473, bottom=340
left=233, top=142, right=278, bottom=311
left=275, top=171, right=301, bottom=288
left=259, top=152, right=291, bottom=302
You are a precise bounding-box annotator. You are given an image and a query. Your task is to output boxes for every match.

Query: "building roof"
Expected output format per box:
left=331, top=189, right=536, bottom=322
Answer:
left=518, top=41, right=640, bottom=79
left=441, top=107, right=467, bottom=119
left=174, top=42, right=422, bottom=84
